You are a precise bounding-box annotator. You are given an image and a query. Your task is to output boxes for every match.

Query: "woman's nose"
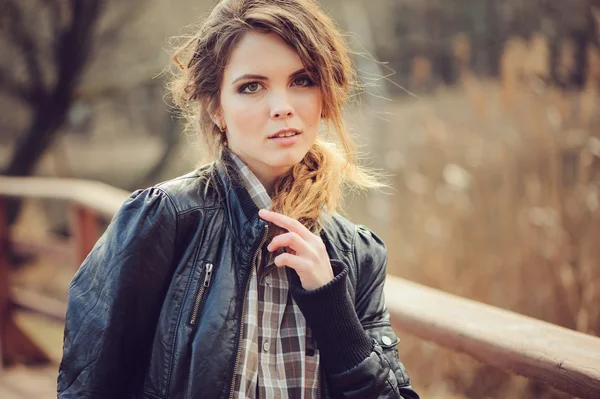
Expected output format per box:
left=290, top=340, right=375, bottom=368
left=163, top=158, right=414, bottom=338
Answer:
left=271, top=108, right=293, bottom=118
left=270, top=95, right=294, bottom=119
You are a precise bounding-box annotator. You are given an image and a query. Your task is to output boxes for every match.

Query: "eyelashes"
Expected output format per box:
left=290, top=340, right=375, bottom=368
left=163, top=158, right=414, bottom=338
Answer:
left=292, top=76, right=315, bottom=87
left=240, top=82, right=262, bottom=93
left=238, top=76, right=316, bottom=94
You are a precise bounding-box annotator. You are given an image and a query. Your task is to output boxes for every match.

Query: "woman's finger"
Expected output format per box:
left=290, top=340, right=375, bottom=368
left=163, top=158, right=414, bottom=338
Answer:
left=273, top=252, right=309, bottom=272
left=258, top=209, right=313, bottom=241
left=267, top=232, right=308, bottom=254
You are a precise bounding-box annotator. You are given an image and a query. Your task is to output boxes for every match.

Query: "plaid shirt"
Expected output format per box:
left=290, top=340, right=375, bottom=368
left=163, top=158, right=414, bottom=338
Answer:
left=228, top=151, right=321, bottom=399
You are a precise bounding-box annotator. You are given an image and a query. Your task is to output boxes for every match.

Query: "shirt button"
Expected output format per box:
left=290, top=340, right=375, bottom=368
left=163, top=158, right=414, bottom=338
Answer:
left=265, top=275, right=272, bottom=286
left=263, top=340, right=270, bottom=353
left=381, top=335, right=392, bottom=346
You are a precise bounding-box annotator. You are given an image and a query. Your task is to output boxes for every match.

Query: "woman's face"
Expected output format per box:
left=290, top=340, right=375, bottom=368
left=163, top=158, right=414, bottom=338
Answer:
left=217, top=31, right=323, bottom=190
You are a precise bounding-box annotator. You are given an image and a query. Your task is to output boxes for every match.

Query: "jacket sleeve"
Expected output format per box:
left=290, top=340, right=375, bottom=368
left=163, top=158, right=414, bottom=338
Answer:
left=288, top=225, right=419, bottom=399
left=57, top=187, right=178, bottom=399
left=352, top=225, right=419, bottom=399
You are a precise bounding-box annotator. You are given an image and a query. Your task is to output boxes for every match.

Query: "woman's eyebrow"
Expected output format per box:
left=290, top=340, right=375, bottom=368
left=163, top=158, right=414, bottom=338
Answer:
left=231, top=68, right=307, bottom=85
left=288, top=68, right=308, bottom=78
left=231, top=74, right=267, bottom=85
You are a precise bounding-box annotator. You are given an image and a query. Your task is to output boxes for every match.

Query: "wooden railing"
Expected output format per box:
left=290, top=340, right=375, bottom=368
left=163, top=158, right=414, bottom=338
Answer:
left=0, top=177, right=130, bottom=367
left=1, top=176, right=599, bottom=398
left=385, top=279, right=600, bottom=398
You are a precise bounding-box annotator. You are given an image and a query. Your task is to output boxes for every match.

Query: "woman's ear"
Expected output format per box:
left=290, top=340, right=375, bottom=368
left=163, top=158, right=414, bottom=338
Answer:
left=211, top=108, right=226, bottom=131
left=210, top=114, right=221, bottom=128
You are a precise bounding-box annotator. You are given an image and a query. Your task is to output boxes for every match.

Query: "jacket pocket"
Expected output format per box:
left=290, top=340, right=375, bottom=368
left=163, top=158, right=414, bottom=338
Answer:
left=187, top=262, right=214, bottom=326
left=365, top=323, right=410, bottom=387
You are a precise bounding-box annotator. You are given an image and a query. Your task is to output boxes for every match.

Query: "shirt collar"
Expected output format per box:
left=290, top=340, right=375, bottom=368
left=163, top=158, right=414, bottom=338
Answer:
left=226, top=150, right=272, bottom=211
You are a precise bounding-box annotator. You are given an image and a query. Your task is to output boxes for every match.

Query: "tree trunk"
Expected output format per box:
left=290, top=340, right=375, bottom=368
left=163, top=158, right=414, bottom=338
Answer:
left=4, top=1, right=103, bottom=224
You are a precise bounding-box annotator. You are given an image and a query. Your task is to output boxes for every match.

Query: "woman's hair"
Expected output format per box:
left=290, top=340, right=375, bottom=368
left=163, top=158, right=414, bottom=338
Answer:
left=168, top=0, right=383, bottom=232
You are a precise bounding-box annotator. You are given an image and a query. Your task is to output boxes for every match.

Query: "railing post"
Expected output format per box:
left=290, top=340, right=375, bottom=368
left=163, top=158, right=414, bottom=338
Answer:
left=0, top=198, right=50, bottom=367
left=0, top=198, right=9, bottom=369
left=71, top=203, right=98, bottom=268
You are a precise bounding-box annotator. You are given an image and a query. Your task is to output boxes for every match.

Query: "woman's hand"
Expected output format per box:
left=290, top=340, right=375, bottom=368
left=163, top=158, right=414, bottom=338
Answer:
left=258, top=209, right=334, bottom=291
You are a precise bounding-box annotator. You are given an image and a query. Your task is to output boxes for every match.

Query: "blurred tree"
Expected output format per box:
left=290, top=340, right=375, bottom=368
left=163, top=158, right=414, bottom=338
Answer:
left=387, top=0, right=600, bottom=93
left=0, top=0, right=154, bottom=223
left=542, top=0, right=600, bottom=89
left=1, top=1, right=104, bottom=179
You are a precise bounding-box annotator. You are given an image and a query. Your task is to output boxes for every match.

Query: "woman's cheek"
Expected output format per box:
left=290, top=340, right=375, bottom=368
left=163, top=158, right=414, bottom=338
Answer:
left=298, top=93, right=322, bottom=122
left=230, top=98, right=264, bottom=127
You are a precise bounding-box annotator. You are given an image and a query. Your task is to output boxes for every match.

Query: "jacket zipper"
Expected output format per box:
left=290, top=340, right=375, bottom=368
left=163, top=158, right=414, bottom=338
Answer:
left=318, top=363, right=324, bottom=398
left=189, top=262, right=214, bottom=326
left=228, top=223, right=268, bottom=399
left=318, top=376, right=322, bottom=398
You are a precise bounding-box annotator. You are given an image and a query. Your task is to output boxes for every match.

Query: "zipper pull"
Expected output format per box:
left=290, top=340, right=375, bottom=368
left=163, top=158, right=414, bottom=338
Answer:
left=203, top=263, right=213, bottom=287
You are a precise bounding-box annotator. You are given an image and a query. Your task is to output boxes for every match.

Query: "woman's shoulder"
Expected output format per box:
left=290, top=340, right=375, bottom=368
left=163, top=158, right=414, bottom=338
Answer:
left=323, top=214, right=387, bottom=258
left=148, top=165, right=221, bottom=214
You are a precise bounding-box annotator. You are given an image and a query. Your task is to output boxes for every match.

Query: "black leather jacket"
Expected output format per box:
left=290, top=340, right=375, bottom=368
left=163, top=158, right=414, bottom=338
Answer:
left=58, top=161, right=419, bottom=399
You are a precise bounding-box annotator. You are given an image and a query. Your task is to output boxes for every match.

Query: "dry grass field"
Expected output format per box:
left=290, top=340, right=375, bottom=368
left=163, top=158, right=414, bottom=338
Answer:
left=377, top=38, right=600, bottom=398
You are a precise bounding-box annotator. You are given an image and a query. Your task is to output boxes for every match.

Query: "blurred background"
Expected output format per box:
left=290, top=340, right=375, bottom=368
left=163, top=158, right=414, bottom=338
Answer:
left=1, top=0, right=600, bottom=398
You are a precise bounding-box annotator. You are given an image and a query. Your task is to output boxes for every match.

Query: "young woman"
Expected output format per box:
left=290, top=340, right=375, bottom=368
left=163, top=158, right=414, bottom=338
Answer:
left=58, top=0, right=419, bottom=398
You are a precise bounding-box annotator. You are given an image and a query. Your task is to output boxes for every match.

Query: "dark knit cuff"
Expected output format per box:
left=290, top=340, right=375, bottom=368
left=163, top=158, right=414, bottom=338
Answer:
left=287, top=260, right=374, bottom=374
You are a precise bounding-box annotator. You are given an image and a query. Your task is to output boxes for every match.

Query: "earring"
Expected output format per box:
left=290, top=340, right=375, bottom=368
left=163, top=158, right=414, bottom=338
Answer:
left=220, top=125, right=228, bottom=147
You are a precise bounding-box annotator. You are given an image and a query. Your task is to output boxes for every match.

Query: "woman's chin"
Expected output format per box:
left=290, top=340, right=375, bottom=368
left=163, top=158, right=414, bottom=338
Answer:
left=263, top=147, right=307, bottom=166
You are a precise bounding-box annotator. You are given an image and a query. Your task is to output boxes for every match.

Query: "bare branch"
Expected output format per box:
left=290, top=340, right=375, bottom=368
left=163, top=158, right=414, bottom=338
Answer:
left=4, top=0, right=104, bottom=180
left=96, top=2, right=145, bottom=46
left=40, top=0, right=67, bottom=37
left=53, top=1, right=103, bottom=92
left=4, top=0, right=46, bottom=97
left=0, top=71, right=36, bottom=103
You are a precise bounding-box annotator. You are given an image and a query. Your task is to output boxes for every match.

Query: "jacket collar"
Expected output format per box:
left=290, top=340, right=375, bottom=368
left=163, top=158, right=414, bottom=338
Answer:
left=215, top=155, right=267, bottom=252
left=214, top=151, right=332, bottom=251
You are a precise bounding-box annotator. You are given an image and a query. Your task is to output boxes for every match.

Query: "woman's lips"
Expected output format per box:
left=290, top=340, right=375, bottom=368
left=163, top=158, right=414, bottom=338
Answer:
left=269, top=132, right=301, bottom=146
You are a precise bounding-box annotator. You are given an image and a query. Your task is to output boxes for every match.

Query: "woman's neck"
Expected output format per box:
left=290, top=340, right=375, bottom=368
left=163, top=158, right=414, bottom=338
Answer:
left=248, top=165, right=280, bottom=197
left=225, top=149, right=286, bottom=197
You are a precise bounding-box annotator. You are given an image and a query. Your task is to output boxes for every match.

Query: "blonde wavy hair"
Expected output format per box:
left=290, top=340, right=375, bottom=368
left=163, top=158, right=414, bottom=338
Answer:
left=168, top=0, right=383, bottom=232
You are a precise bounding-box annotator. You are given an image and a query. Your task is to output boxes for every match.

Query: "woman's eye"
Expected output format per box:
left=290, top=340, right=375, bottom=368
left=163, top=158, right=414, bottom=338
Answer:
left=293, top=77, right=313, bottom=87
left=241, top=82, right=262, bottom=93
